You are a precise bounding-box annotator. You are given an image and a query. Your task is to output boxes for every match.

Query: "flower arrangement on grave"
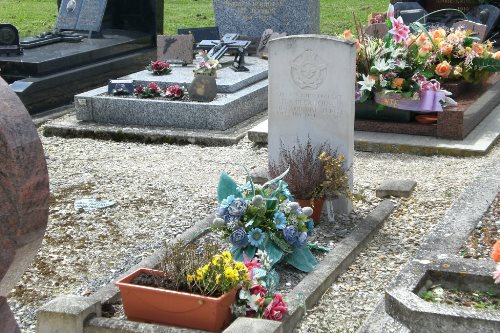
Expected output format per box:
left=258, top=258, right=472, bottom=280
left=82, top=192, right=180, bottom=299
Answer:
left=213, top=169, right=317, bottom=273
left=491, top=240, right=500, bottom=284
left=193, top=50, right=222, bottom=76
left=233, top=250, right=288, bottom=321
left=268, top=138, right=352, bottom=224
left=348, top=4, right=500, bottom=112
left=134, top=82, right=187, bottom=99
left=146, top=60, right=172, bottom=75
left=115, top=240, right=250, bottom=331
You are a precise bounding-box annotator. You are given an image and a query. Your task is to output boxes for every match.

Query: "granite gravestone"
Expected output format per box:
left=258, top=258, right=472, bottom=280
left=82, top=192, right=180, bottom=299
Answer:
left=268, top=36, right=356, bottom=214
left=157, top=35, right=194, bottom=64
left=0, top=24, right=22, bottom=56
left=0, top=78, right=49, bottom=332
left=56, top=0, right=108, bottom=32
left=213, top=0, right=319, bottom=40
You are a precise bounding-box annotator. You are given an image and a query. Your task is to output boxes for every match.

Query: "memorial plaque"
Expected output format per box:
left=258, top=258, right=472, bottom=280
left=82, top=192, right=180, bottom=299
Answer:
left=157, top=34, right=194, bottom=64
left=0, top=78, right=49, bottom=332
left=268, top=35, right=356, bottom=213
left=452, top=20, right=487, bottom=41
left=256, top=29, right=286, bottom=58
left=56, top=0, right=85, bottom=30
left=76, top=0, right=108, bottom=32
left=213, top=0, right=319, bottom=40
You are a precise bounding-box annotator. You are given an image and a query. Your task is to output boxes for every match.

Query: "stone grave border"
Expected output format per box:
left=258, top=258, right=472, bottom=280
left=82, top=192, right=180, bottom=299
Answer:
left=357, top=158, right=500, bottom=333
left=37, top=200, right=395, bottom=333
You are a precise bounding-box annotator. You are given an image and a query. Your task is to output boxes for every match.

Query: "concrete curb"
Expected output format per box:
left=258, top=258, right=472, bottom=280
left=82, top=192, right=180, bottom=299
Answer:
left=43, top=112, right=268, bottom=146
left=37, top=201, right=394, bottom=333
left=357, top=158, right=500, bottom=333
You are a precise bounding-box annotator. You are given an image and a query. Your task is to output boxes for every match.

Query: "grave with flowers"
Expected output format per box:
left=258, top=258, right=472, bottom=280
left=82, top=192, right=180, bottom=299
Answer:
left=348, top=4, right=500, bottom=140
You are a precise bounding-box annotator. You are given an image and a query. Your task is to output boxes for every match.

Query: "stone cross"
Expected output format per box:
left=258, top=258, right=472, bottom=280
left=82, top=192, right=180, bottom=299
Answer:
left=197, top=33, right=251, bottom=60
left=0, top=78, right=49, bottom=333
left=267, top=35, right=356, bottom=214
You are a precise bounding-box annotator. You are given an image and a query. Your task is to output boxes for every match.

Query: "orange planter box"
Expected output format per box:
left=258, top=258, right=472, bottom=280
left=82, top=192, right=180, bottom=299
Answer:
left=115, top=268, right=237, bottom=332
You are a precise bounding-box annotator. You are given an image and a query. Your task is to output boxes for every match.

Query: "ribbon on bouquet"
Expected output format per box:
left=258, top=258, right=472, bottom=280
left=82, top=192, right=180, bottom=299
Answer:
left=374, top=89, right=457, bottom=112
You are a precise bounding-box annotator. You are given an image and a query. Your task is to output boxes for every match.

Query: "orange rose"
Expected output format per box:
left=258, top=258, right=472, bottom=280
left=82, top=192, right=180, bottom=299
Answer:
left=344, top=29, right=353, bottom=40
left=439, top=42, right=453, bottom=56
left=405, top=35, right=417, bottom=47
left=432, top=28, right=446, bottom=44
left=435, top=61, right=452, bottom=78
left=419, top=42, right=433, bottom=57
left=494, top=51, right=500, bottom=60
left=446, top=32, right=459, bottom=44
left=415, top=33, right=428, bottom=46
left=391, top=78, right=405, bottom=90
left=472, top=42, right=484, bottom=55
left=491, top=241, right=500, bottom=262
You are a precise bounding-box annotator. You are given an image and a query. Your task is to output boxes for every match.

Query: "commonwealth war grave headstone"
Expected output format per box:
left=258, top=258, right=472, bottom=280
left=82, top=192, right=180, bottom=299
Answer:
left=213, top=0, right=320, bottom=40
left=0, top=78, right=49, bottom=333
left=268, top=35, right=356, bottom=213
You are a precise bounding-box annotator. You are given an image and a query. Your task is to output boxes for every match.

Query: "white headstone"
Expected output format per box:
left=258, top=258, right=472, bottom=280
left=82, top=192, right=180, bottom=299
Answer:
left=268, top=35, right=356, bottom=213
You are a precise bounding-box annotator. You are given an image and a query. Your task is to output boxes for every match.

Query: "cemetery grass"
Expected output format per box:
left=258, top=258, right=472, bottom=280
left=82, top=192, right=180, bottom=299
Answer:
left=1, top=0, right=387, bottom=37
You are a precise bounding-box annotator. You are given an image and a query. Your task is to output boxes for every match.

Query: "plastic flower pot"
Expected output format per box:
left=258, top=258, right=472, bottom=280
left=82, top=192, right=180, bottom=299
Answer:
left=296, top=198, right=324, bottom=225
left=115, top=268, right=237, bottom=332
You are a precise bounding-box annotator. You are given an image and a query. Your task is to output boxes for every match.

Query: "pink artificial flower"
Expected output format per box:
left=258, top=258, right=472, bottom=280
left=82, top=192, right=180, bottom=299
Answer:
left=243, top=253, right=261, bottom=279
left=494, top=264, right=500, bottom=284
left=387, top=4, right=395, bottom=19
left=389, top=16, right=410, bottom=43
left=263, top=293, right=288, bottom=321
left=164, top=85, right=184, bottom=98
left=147, top=82, right=161, bottom=93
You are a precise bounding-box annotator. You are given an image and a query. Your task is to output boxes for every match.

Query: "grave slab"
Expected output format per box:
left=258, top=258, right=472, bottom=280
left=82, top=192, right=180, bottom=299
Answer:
left=0, top=78, right=49, bottom=332
left=376, top=180, right=417, bottom=198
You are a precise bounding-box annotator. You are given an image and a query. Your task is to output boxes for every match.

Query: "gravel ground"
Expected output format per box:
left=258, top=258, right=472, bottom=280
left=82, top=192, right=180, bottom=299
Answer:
left=6, top=121, right=500, bottom=333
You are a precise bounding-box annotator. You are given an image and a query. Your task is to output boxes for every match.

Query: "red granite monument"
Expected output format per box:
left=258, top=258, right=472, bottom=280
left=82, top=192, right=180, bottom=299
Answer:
left=0, top=78, right=49, bottom=332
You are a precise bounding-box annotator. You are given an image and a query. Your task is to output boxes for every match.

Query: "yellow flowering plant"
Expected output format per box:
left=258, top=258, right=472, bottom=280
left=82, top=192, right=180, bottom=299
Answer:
left=187, top=251, right=250, bottom=297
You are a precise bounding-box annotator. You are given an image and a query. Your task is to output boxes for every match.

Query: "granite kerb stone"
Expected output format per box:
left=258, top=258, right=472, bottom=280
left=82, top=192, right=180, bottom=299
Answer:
left=74, top=79, right=268, bottom=131
left=45, top=200, right=393, bottom=333
left=358, top=158, right=500, bottom=333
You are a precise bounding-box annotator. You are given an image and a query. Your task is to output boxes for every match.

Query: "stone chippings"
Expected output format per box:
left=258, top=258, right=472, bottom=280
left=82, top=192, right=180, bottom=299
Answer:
left=5, top=123, right=500, bottom=332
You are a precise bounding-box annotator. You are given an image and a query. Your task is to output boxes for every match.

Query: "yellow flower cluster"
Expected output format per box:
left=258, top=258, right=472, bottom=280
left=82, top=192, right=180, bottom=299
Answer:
left=186, top=250, right=250, bottom=295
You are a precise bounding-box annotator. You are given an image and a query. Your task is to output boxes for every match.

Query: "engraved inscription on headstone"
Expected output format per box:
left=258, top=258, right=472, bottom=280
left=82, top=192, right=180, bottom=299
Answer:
left=268, top=35, right=356, bottom=213
left=157, top=34, right=194, bottom=64
left=0, top=78, right=49, bottom=333
left=213, top=0, right=319, bottom=39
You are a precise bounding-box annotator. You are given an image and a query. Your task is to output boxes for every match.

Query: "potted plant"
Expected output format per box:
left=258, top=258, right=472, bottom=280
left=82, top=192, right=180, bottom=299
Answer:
left=189, top=50, right=222, bottom=102
left=213, top=166, right=317, bottom=273
left=115, top=241, right=249, bottom=332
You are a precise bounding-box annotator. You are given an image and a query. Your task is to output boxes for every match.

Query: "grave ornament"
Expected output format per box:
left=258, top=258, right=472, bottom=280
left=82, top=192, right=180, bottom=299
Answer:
left=0, top=24, right=22, bottom=56
left=0, top=78, right=49, bottom=332
left=197, top=33, right=251, bottom=72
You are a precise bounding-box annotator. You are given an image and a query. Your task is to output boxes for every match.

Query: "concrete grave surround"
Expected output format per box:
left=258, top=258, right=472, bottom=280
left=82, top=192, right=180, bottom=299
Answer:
left=0, top=78, right=49, bottom=332
left=268, top=35, right=356, bottom=213
left=213, top=0, right=319, bottom=39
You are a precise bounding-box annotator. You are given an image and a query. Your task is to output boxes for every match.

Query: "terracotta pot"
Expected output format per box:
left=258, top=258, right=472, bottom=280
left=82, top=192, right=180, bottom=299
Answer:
left=115, top=268, right=237, bottom=332
left=296, top=198, right=324, bottom=225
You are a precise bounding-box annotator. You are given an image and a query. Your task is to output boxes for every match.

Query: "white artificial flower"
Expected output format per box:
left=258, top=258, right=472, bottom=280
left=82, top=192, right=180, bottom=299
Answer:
left=358, top=74, right=376, bottom=92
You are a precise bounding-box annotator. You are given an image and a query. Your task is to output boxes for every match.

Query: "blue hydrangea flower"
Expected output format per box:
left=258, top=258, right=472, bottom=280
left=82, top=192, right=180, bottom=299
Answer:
left=248, top=228, right=266, bottom=247
left=220, top=195, right=235, bottom=208
left=216, top=206, right=228, bottom=218
left=283, top=226, right=298, bottom=245
left=306, top=219, right=315, bottom=235
left=274, top=211, right=287, bottom=230
left=296, top=232, right=308, bottom=248
left=227, top=197, right=247, bottom=218
left=230, top=227, right=249, bottom=247
left=236, top=181, right=253, bottom=193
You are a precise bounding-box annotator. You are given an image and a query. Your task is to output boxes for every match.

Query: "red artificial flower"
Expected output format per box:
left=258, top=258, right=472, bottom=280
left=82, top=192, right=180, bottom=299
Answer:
left=134, top=85, right=144, bottom=94
left=491, top=241, right=500, bottom=263
left=147, top=82, right=161, bottom=93
left=165, top=85, right=184, bottom=98
left=249, top=284, right=267, bottom=296
left=263, top=293, right=287, bottom=321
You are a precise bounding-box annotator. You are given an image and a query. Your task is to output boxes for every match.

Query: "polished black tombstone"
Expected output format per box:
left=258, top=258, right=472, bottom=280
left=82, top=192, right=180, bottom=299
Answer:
left=0, top=0, right=163, bottom=114
left=0, top=24, right=22, bottom=56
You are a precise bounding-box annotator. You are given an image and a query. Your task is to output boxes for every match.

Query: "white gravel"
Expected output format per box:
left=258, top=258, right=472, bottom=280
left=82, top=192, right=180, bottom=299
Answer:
left=6, top=122, right=499, bottom=333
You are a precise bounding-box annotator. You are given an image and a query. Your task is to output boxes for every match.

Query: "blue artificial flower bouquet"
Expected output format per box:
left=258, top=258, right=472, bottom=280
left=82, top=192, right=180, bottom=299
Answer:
left=213, top=170, right=318, bottom=272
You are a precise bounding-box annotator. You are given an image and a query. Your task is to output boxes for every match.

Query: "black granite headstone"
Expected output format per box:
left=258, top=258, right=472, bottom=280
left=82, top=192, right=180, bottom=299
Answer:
left=56, top=0, right=108, bottom=32
left=0, top=24, right=22, bottom=56
left=467, top=5, right=500, bottom=38
left=178, top=27, right=220, bottom=43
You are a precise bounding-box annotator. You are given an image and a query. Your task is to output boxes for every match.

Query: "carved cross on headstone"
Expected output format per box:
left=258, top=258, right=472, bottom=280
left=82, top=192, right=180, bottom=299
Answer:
left=197, top=33, right=251, bottom=71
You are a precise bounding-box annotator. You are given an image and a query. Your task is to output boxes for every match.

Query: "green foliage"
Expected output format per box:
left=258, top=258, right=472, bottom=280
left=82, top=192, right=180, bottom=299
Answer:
left=472, top=58, right=500, bottom=72
left=217, top=172, right=241, bottom=203
left=285, top=246, right=317, bottom=273
left=230, top=246, right=256, bottom=263
left=419, top=290, right=438, bottom=302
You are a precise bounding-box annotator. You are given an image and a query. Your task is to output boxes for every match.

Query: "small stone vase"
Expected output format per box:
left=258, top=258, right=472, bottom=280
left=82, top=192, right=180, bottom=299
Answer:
left=188, top=73, right=217, bottom=102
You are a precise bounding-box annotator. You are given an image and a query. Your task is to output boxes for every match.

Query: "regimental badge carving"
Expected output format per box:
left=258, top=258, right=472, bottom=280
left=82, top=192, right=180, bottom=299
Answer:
left=291, top=49, right=327, bottom=90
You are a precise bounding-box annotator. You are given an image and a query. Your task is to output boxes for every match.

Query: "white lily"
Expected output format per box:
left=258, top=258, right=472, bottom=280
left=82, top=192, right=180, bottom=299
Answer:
left=358, top=74, right=376, bottom=93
